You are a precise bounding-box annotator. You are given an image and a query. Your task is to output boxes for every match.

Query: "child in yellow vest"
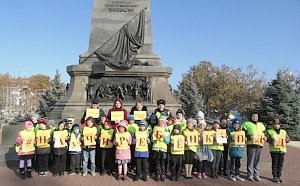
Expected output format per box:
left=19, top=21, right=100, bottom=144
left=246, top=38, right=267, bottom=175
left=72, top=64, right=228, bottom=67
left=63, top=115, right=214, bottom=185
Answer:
left=133, top=120, right=150, bottom=181
left=228, top=119, right=245, bottom=182
left=267, top=119, right=290, bottom=184
left=170, top=124, right=185, bottom=181
left=99, top=121, right=114, bottom=176
left=68, top=124, right=82, bottom=175
left=127, top=114, right=138, bottom=173
left=35, top=119, right=51, bottom=176
left=210, top=120, right=224, bottom=179
left=183, top=118, right=199, bottom=179
left=52, top=121, right=69, bottom=176
left=151, top=114, right=170, bottom=182
left=114, top=120, right=132, bottom=181
left=16, top=120, right=35, bottom=179
left=82, top=117, right=97, bottom=176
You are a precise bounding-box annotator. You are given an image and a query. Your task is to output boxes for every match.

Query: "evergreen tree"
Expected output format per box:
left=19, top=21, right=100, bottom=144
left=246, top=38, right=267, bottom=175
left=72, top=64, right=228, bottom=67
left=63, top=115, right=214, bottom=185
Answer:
left=260, top=69, right=300, bottom=139
left=178, top=76, right=205, bottom=118
left=40, top=70, right=66, bottom=117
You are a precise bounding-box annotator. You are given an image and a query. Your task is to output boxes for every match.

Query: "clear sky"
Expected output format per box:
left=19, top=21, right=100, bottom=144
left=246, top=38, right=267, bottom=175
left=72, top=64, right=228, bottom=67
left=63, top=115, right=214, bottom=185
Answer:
left=0, top=0, right=299, bottom=88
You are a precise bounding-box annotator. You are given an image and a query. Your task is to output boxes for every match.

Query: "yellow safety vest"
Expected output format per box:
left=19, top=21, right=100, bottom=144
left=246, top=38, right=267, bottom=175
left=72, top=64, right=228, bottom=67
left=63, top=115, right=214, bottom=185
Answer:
left=242, top=121, right=265, bottom=146
left=267, top=129, right=287, bottom=153
left=183, top=129, right=199, bottom=152
left=170, top=135, right=185, bottom=155
left=69, top=133, right=82, bottom=152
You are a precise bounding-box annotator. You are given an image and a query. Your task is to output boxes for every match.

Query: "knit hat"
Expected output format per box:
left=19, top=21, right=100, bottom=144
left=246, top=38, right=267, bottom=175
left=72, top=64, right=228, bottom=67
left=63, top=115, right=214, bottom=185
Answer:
left=187, top=118, right=195, bottom=125
left=72, top=124, right=80, bottom=131
left=173, top=124, right=181, bottom=132
left=67, top=117, right=75, bottom=123
left=86, top=116, right=94, bottom=122
left=196, top=111, right=205, bottom=118
left=198, top=120, right=206, bottom=127
left=176, top=109, right=185, bottom=115
left=138, top=120, right=148, bottom=128
left=117, top=120, right=128, bottom=131
left=232, top=119, right=240, bottom=125
left=213, top=120, right=220, bottom=124
left=48, top=119, right=55, bottom=127
left=92, top=98, right=100, bottom=104
left=38, top=118, right=47, bottom=125
left=159, top=114, right=167, bottom=120
left=103, top=121, right=111, bottom=127
left=24, top=120, right=33, bottom=129
left=157, top=99, right=166, bottom=105
left=128, top=114, right=135, bottom=121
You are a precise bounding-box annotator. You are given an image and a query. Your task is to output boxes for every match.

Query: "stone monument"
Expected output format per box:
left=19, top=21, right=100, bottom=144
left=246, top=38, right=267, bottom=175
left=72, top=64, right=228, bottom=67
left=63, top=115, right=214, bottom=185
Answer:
left=50, top=0, right=180, bottom=122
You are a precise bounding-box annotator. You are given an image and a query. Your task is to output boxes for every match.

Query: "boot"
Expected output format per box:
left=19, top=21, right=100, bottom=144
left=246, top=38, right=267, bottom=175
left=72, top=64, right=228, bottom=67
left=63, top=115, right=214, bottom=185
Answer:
left=171, top=170, right=176, bottom=181
left=185, top=164, right=189, bottom=179
left=19, top=168, right=26, bottom=179
left=27, top=167, right=33, bottom=178
left=188, top=164, right=193, bottom=179
left=117, top=173, right=122, bottom=181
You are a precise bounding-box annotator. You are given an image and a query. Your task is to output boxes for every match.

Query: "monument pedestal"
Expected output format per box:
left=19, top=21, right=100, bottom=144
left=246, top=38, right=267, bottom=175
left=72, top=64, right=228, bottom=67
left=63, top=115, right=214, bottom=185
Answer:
left=50, top=64, right=180, bottom=122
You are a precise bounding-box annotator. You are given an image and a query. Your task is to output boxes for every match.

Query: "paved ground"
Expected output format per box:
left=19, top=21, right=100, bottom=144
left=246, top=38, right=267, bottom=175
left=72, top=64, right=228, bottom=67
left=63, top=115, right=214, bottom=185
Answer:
left=1, top=143, right=300, bottom=186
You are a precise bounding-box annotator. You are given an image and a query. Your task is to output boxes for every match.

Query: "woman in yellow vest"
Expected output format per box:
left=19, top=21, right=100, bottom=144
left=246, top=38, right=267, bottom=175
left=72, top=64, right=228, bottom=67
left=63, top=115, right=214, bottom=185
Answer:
left=170, top=124, right=185, bottom=181
left=15, top=120, right=35, bottom=179
left=266, top=119, right=290, bottom=184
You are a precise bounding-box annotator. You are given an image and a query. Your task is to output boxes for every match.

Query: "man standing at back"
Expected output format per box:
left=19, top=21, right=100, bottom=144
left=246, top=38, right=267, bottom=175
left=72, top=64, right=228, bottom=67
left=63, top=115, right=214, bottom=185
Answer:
left=242, top=111, right=266, bottom=182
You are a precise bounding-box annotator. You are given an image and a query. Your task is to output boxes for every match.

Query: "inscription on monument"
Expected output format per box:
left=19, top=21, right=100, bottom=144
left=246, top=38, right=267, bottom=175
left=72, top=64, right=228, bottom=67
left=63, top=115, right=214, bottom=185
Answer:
left=105, top=1, right=139, bottom=13
left=86, top=77, right=151, bottom=102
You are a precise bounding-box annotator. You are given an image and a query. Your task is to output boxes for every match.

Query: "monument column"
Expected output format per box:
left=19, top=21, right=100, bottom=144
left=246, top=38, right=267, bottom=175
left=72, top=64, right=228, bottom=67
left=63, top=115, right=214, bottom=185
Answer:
left=50, top=0, right=180, bottom=122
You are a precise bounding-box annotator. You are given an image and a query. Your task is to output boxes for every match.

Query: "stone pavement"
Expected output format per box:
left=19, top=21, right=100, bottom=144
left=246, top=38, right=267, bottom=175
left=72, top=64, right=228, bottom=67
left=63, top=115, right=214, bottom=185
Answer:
left=0, top=143, right=300, bottom=186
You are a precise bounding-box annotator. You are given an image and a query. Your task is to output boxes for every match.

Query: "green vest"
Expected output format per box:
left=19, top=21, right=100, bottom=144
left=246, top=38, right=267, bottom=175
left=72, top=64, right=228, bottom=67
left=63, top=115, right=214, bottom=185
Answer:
left=242, top=121, right=265, bottom=146
left=152, top=129, right=169, bottom=152
left=267, top=129, right=287, bottom=153
left=128, top=123, right=139, bottom=135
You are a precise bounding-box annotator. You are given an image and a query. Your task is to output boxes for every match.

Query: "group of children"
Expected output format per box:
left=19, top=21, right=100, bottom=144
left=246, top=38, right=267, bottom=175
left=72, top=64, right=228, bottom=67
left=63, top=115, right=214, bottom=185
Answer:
left=15, top=104, right=289, bottom=184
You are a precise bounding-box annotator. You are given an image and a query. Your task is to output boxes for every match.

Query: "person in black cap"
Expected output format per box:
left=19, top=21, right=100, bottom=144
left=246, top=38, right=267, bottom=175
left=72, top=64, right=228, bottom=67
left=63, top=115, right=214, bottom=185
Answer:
left=149, top=99, right=171, bottom=128
left=81, top=98, right=106, bottom=125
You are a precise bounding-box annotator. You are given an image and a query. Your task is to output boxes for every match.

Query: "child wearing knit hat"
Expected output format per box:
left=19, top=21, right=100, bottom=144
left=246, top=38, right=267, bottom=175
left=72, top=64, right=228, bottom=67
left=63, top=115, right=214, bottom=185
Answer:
left=15, top=120, right=35, bottom=179
left=114, top=120, right=132, bottom=181
left=133, top=120, right=150, bottom=181
left=68, top=124, right=82, bottom=175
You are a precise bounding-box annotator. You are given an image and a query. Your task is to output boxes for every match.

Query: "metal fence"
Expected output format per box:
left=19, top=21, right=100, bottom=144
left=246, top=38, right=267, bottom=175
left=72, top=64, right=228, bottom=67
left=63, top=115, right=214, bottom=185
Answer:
left=0, top=86, right=46, bottom=121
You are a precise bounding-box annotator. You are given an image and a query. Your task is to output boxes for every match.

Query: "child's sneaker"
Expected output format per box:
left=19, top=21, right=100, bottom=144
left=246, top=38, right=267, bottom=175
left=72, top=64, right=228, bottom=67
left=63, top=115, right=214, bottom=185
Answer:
left=91, top=172, right=96, bottom=176
left=202, top=173, right=208, bottom=179
left=68, top=172, right=76, bottom=176
left=235, top=175, right=244, bottom=182
left=155, top=175, right=160, bottom=182
left=161, top=175, right=166, bottom=182
left=82, top=172, right=87, bottom=177
left=123, top=174, right=128, bottom=181
left=230, top=175, right=236, bottom=181
left=197, top=172, right=202, bottom=179
left=117, top=174, right=122, bottom=181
